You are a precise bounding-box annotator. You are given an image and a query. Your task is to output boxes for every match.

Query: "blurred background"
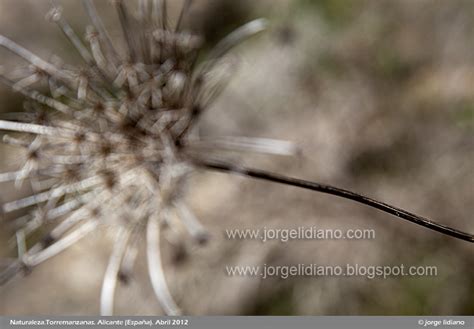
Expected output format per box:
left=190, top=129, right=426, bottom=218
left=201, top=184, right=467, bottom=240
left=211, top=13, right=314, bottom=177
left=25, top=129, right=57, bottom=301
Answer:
left=0, top=0, right=473, bottom=315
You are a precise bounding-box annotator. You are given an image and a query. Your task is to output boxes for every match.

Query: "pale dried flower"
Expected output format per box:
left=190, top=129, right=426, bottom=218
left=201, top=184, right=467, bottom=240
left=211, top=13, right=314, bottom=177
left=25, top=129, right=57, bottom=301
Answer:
left=0, top=0, right=277, bottom=315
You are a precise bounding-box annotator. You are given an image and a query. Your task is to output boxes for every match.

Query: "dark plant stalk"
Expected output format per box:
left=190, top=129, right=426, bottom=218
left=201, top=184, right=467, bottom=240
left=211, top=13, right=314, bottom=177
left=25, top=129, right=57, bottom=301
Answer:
left=196, top=159, right=474, bottom=243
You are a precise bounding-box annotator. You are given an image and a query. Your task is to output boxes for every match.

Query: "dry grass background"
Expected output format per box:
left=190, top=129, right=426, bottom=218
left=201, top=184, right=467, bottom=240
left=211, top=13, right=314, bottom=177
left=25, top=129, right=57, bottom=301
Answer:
left=0, top=0, right=473, bottom=315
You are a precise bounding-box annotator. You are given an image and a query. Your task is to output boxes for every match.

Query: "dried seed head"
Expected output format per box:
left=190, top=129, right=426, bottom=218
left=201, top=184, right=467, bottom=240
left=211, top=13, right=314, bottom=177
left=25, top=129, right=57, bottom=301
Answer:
left=0, top=0, right=292, bottom=315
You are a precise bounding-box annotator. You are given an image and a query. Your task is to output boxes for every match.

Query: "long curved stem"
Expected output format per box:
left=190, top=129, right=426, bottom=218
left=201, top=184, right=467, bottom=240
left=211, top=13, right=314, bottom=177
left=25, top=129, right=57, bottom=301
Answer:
left=100, top=228, right=131, bottom=316
left=146, top=215, right=181, bottom=315
left=196, top=159, right=474, bottom=243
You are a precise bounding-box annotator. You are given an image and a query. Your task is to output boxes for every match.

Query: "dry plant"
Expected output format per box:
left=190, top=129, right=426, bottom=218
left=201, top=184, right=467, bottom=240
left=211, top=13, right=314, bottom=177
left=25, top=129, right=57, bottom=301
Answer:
left=0, top=0, right=472, bottom=316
